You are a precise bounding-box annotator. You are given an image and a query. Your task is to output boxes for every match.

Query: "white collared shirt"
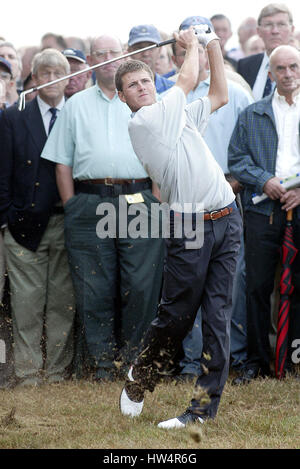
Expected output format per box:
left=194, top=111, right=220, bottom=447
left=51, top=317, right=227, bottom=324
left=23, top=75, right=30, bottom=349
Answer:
left=273, top=89, right=300, bottom=179
left=128, top=86, right=234, bottom=212
left=37, top=95, right=65, bottom=135
left=252, top=52, right=275, bottom=101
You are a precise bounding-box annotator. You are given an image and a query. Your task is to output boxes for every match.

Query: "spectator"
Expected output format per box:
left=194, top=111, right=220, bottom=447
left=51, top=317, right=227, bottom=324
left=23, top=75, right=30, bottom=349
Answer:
left=126, top=24, right=175, bottom=94
left=65, top=36, right=88, bottom=55
left=0, top=41, right=22, bottom=103
left=19, top=46, right=40, bottom=82
left=155, top=45, right=177, bottom=78
left=0, top=57, right=13, bottom=107
left=23, top=72, right=38, bottom=102
left=62, top=48, right=91, bottom=98
left=289, top=34, right=300, bottom=49
left=172, top=16, right=253, bottom=379
left=0, top=78, right=5, bottom=111
left=244, top=34, right=266, bottom=56
left=41, top=33, right=67, bottom=51
left=228, top=17, right=258, bottom=60
left=210, top=14, right=237, bottom=69
left=237, top=3, right=294, bottom=100
left=229, top=45, right=300, bottom=384
left=0, top=49, right=75, bottom=387
left=41, top=34, right=164, bottom=382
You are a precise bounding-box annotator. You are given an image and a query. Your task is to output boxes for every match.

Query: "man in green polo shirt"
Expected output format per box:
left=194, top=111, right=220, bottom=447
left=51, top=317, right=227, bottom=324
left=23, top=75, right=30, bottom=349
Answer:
left=41, top=34, right=164, bottom=382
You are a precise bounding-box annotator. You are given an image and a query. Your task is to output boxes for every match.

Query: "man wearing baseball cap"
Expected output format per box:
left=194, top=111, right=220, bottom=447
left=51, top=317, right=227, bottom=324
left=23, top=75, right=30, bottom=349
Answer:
left=62, top=48, right=91, bottom=98
left=127, top=24, right=175, bottom=94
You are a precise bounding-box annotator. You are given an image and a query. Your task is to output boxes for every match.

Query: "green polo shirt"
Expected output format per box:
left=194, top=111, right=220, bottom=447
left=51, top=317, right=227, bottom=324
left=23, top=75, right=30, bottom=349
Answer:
left=41, top=84, right=148, bottom=180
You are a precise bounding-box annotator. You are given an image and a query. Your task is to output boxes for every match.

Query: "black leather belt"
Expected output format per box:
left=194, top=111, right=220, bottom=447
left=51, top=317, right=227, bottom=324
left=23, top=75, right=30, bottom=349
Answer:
left=75, top=178, right=152, bottom=196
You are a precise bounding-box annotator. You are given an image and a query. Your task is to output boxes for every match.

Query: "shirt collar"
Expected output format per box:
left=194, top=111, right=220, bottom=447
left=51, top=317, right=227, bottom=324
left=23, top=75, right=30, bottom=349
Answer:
left=274, top=88, right=300, bottom=105
left=96, top=83, right=118, bottom=101
left=37, top=95, right=65, bottom=116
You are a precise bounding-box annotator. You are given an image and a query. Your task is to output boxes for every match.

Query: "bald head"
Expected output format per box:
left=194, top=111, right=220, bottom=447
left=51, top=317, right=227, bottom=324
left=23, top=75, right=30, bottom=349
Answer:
left=90, top=35, right=122, bottom=55
left=269, top=45, right=300, bottom=71
left=88, top=35, right=124, bottom=92
left=269, top=45, right=300, bottom=101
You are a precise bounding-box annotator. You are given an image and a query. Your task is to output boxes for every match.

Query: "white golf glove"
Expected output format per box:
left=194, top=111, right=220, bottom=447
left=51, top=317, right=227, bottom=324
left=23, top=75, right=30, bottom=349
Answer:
left=193, top=24, right=219, bottom=47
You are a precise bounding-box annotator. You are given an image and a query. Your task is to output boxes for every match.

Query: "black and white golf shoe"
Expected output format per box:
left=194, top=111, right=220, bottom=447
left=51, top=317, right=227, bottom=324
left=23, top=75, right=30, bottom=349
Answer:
left=157, top=409, right=204, bottom=429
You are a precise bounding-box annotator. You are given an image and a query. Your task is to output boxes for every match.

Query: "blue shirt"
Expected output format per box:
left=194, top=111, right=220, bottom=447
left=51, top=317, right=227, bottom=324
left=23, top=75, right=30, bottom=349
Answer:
left=41, top=84, right=148, bottom=180
left=186, top=76, right=254, bottom=173
left=155, top=73, right=175, bottom=95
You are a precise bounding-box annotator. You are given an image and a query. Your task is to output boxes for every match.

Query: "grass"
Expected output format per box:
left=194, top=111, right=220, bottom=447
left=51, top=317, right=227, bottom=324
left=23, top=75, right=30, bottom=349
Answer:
left=0, top=373, right=299, bottom=450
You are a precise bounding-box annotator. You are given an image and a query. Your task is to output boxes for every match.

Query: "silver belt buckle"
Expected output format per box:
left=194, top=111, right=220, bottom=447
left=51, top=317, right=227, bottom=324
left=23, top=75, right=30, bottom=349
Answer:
left=209, top=210, right=219, bottom=220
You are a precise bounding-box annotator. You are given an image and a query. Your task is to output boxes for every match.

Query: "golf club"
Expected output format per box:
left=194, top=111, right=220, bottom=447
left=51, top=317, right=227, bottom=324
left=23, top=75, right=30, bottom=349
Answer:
left=17, top=38, right=176, bottom=111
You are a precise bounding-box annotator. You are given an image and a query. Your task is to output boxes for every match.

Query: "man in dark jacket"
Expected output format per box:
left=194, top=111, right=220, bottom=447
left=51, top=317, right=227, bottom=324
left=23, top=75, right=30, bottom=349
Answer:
left=0, top=48, right=75, bottom=387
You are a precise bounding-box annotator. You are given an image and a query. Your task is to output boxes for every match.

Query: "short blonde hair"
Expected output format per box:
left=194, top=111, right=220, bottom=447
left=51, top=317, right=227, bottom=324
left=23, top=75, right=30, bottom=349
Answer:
left=32, top=48, right=70, bottom=76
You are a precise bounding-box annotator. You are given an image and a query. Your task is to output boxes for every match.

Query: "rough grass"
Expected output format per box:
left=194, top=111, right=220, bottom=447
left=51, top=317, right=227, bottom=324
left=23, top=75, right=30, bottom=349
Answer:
left=0, top=374, right=299, bottom=449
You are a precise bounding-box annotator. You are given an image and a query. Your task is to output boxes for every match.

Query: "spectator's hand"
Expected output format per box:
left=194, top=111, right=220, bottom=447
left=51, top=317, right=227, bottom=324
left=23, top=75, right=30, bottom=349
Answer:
left=280, top=188, right=300, bottom=211
left=229, top=178, right=243, bottom=195
left=263, top=177, right=286, bottom=200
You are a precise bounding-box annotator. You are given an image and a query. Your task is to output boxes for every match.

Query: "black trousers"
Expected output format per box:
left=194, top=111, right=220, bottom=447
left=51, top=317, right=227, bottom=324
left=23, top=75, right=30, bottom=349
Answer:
left=244, top=206, right=300, bottom=374
left=133, top=205, right=242, bottom=419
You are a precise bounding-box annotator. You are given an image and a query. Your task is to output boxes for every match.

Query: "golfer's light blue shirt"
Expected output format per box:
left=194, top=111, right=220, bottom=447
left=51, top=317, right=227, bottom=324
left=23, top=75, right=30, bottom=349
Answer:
left=186, top=77, right=254, bottom=174
left=41, top=84, right=148, bottom=180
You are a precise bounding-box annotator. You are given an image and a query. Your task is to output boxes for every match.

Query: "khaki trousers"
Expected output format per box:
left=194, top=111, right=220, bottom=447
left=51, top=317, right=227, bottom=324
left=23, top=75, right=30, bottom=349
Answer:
left=4, top=215, right=75, bottom=384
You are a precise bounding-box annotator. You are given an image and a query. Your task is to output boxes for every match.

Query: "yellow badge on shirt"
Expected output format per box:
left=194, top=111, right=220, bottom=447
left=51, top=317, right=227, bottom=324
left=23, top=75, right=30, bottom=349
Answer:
left=125, top=193, right=144, bottom=204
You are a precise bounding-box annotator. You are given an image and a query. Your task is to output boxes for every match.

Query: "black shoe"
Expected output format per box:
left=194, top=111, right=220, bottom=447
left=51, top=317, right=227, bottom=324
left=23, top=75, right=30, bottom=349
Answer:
left=158, top=409, right=204, bottom=429
left=232, top=368, right=259, bottom=386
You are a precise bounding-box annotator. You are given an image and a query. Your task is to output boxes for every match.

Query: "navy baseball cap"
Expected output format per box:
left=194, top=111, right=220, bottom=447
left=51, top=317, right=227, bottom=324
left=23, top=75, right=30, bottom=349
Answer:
left=128, top=25, right=161, bottom=46
left=62, top=48, right=87, bottom=63
left=0, top=57, right=12, bottom=75
left=179, top=16, right=214, bottom=31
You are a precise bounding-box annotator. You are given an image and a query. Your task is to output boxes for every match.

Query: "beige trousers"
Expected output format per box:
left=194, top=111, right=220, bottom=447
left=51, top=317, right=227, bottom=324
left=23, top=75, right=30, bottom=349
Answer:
left=4, top=215, right=75, bottom=385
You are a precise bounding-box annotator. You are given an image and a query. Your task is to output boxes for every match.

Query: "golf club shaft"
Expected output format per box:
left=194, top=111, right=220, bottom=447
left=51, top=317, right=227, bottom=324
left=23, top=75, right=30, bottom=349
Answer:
left=18, top=38, right=176, bottom=110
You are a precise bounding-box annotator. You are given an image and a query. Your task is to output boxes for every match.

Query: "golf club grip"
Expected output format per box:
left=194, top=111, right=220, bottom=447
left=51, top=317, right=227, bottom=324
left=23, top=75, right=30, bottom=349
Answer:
left=157, top=39, right=176, bottom=47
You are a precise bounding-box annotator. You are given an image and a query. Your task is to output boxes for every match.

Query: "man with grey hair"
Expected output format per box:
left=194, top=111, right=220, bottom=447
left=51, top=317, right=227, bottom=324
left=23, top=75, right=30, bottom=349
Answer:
left=41, top=35, right=164, bottom=382
left=237, top=3, right=295, bottom=100
left=229, top=44, right=300, bottom=384
left=0, top=48, right=75, bottom=387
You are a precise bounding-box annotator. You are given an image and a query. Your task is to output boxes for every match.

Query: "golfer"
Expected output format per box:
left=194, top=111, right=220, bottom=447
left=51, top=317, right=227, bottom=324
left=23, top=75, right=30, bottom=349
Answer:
left=116, top=24, right=242, bottom=428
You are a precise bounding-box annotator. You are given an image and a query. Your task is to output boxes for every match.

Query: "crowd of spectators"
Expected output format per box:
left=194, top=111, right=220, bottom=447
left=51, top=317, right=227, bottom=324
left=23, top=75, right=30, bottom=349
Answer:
left=0, top=2, right=300, bottom=389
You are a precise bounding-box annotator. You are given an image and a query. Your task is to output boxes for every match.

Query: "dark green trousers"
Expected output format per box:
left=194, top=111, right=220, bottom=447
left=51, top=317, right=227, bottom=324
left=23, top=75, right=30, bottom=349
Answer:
left=64, top=189, right=164, bottom=380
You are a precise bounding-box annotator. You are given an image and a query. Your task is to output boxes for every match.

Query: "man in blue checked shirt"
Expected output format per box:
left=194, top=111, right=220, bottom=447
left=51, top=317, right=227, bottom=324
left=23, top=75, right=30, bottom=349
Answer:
left=228, top=44, right=300, bottom=384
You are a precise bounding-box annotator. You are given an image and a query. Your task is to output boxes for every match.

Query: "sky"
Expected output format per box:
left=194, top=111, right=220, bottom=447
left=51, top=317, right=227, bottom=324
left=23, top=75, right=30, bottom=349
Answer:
left=2, top=0, right=300, bottom=50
